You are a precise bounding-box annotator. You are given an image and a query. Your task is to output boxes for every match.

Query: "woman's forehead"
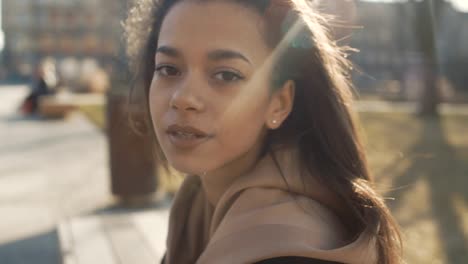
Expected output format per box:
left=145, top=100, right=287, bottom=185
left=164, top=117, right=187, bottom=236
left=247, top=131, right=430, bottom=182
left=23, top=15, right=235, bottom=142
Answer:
left=157, top=1, right=271, bottom=64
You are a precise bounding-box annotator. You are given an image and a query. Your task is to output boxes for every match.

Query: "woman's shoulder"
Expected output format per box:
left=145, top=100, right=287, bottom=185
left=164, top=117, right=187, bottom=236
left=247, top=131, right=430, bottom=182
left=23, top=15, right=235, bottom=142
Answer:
left=199, top=185, right=377, bottom=263
left=221, top=187, right=349, bottom=248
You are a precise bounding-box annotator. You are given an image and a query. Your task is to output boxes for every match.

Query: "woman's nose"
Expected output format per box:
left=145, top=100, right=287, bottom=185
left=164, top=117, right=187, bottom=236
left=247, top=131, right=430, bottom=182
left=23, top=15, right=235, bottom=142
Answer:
left=169, top=80, right=204, bottom=113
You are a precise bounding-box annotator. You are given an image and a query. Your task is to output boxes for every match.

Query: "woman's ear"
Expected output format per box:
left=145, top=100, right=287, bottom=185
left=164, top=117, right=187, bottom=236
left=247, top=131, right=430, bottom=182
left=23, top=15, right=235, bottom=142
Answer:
left=265, top=80, right=295, bottom=129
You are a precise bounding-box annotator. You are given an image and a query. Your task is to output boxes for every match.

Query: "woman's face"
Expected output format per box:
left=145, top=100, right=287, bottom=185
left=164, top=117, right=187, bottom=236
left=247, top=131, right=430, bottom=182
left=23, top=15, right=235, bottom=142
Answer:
left=149, top=1, right=289, bottom=176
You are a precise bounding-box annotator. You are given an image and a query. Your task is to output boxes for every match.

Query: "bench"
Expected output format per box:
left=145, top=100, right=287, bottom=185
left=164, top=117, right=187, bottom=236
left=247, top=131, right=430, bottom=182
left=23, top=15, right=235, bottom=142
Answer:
left=39, top=93, right=105, bottom=118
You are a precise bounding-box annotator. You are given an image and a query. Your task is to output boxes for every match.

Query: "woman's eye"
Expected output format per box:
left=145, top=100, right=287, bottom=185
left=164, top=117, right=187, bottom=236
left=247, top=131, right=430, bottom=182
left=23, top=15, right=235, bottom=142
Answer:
left=155, top=65, right=180, bottom=77
left=213, top=71, right=243, bottom=82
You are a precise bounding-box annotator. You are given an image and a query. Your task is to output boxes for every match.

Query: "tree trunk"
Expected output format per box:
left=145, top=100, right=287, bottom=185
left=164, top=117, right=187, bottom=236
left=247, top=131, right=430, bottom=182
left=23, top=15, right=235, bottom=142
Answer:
left=415, top=0, right=440, bottom=116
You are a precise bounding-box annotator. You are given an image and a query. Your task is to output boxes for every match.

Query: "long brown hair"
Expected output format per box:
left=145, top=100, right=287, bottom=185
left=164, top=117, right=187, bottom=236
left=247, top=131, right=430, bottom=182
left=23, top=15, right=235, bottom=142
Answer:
left=124, top=0, right=402, bottom=263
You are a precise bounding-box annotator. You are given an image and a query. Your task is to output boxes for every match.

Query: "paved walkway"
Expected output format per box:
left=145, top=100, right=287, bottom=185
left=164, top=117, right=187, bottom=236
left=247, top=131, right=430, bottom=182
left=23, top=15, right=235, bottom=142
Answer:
left=0, top=85, right=169, bottom=264
left=59, top=210, right=169, bottom=264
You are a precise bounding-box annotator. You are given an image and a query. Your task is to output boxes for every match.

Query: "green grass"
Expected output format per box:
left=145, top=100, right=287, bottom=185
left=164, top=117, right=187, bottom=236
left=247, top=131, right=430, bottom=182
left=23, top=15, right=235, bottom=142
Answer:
left=79, top=105, right=106, bottom=130
left=360, top=112, right=468, bottom=263
left=80, top=105, right=468, bottom=263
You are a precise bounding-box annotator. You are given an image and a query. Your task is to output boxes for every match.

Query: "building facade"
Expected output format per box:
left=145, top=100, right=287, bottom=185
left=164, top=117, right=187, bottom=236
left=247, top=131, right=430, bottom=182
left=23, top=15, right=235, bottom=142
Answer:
left=2, top=0, right=127, bottom=79
left=2, top=0, right=467, bottom=98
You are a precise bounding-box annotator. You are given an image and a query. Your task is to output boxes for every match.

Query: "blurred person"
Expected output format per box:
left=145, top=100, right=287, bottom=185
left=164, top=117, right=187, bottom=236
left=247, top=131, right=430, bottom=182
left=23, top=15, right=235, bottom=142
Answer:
left=124, top=0, right=402, bottom=263
left=20, top=58, right=57, bottom=114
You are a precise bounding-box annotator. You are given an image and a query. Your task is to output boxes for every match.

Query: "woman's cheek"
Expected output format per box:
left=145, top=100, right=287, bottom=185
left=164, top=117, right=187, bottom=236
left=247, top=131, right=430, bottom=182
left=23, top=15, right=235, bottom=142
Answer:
left=217, top=113, right=265, bottom=153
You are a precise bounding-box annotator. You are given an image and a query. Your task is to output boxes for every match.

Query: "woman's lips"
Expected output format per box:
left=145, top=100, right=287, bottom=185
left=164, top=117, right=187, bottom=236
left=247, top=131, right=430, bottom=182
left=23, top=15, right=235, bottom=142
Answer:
left=166, top=124, right=213, bottom=149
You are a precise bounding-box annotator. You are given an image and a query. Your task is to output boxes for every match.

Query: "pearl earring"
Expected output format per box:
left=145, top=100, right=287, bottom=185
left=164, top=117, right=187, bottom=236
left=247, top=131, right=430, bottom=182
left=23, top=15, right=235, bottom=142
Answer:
left=272, top=120, right=277, bottom=124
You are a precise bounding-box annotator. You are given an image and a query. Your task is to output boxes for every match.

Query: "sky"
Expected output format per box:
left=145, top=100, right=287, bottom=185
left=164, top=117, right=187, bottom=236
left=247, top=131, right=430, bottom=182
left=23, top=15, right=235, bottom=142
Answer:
left=451, top=0, right=468, bottom=12
left=363, top=0, right=468, bottom=12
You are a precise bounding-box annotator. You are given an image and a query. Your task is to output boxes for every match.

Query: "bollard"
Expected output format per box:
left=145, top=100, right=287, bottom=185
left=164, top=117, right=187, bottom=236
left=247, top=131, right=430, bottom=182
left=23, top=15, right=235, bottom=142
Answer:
left=106, top=91, right=157, bottom=204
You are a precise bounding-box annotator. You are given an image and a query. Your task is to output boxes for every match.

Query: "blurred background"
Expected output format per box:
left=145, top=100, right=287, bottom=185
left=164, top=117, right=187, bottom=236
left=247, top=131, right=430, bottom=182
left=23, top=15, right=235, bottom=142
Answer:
left=0, top=0, right=466, bottom=263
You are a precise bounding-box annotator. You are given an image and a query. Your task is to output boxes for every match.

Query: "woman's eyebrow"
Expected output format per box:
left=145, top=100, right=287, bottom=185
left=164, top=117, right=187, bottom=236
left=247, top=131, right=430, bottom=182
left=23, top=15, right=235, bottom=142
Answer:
left=207, top=49, right=252, bottom=65
left=155, top=46, right=251, bottom=65
left=155, top=45, right=180, bottom=58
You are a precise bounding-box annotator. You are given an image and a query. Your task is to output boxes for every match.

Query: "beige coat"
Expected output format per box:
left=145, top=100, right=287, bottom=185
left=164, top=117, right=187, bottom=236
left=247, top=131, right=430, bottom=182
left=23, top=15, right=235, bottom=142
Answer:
left=163, top=147, right=377, bottom=264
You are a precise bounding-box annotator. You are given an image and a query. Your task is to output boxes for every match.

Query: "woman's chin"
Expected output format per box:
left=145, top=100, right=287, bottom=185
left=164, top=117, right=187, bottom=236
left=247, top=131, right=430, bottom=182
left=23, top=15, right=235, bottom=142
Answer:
left=166, top=158, right=208, bottom=176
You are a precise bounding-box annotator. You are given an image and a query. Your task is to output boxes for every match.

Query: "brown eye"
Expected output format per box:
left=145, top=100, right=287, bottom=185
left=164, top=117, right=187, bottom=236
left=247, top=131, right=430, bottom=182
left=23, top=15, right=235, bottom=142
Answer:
left=155, top=65, right=181, bottom=77
left=213, top=71, right=243, bottom=82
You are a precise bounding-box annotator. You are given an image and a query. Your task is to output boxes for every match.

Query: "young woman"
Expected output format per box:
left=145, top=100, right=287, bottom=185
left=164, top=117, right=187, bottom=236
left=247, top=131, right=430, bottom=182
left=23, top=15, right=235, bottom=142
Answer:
left=124, top=0, right=402, bottom=263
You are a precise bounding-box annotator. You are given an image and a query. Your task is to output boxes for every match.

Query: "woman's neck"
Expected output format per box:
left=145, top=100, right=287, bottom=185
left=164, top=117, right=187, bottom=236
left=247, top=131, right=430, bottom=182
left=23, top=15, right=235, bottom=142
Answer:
left=199, top=141, right=265, bottom=207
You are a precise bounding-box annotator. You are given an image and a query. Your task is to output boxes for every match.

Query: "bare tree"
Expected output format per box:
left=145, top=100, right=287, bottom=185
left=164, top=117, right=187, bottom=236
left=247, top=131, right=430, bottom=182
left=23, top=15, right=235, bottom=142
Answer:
left=413, top=0, right=443, bottom=116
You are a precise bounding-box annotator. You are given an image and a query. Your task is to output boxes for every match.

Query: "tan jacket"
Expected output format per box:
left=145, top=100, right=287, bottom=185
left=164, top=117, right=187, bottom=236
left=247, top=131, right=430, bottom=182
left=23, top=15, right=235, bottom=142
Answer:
left=163, top=147, right=377, bottom=264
